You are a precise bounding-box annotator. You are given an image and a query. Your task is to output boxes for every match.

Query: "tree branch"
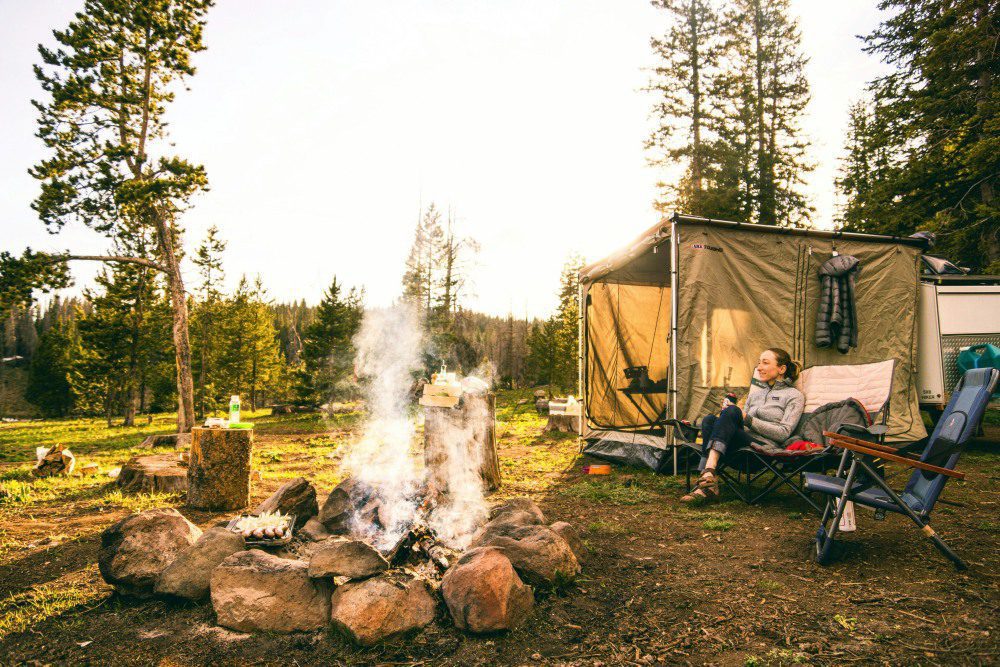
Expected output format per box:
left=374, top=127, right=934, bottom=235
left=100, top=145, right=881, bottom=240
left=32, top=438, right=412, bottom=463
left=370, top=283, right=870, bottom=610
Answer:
left=61, top=254, right=167, bottom=272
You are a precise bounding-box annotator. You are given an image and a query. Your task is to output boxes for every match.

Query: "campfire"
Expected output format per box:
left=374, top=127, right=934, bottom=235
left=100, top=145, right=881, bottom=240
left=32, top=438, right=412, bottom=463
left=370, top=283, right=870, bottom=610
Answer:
left=96, top=305, right=585, bottom=644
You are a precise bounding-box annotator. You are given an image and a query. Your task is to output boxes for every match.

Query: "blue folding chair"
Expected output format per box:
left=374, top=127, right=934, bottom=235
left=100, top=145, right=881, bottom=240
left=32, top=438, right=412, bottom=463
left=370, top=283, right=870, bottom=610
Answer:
left=804, top=367, right=999, bottom=570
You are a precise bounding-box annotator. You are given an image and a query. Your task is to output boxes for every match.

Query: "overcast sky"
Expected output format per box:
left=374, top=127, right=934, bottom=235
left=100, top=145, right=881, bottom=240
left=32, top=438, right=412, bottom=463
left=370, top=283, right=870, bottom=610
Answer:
left=0, top=1, right=891, bottom=318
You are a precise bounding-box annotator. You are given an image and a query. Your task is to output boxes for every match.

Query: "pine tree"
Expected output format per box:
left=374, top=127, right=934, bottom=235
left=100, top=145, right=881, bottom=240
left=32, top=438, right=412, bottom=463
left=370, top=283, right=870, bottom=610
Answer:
left=402, top=204, right=444, bottom=323
left=297, top=278, right=364, bottom=405
left=25, top=317, right=83, bottom=417
left=647, top=0, right=724, bottom=213
left=839, top=0, right=999, bottom=272
left=214, top=277, right=283, bottom=410
left=526, top=318, right=560, bottom=389
left=191, top=226, right=227, bottom=416
left=721, top=0, right=813, bottom=226
left=19, top=0, right=214, bottom=432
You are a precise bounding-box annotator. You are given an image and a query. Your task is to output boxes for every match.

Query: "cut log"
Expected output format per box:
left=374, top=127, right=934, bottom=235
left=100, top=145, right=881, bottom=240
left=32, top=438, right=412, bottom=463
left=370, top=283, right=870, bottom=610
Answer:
left=186, top=427, right=253, bottom=511
left=544, top=413, right=580, bottom=433
left=118, top=455, right=189, bottom=495
left=424, top=392, right=501, bottom=493
left=137, top=433, right=191, bottom=450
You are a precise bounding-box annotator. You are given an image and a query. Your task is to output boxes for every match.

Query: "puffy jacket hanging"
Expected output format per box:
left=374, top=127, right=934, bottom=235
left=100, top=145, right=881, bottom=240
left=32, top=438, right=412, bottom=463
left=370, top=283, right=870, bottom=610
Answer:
left=816, top=254, right=861, bottom=353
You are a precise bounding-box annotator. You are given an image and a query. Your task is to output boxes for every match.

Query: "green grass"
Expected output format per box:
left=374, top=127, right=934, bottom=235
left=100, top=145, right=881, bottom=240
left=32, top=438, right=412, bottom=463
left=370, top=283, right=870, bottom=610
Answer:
left=0, top=571, right=105, bottom=641
left=587, top=520, right=630, bottom=535
left=558, top=479, right=654, bottom=505
left=702, top=516, right=735, bottom=531
left=976, top=520, right=1000, bottom=533
left=756, top=579, right=784, bottom=592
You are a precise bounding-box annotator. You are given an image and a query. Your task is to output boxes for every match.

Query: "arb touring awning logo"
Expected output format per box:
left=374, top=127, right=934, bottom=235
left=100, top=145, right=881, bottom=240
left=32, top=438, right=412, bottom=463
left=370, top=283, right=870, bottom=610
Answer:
left=692, top=243, right=723, bottom=252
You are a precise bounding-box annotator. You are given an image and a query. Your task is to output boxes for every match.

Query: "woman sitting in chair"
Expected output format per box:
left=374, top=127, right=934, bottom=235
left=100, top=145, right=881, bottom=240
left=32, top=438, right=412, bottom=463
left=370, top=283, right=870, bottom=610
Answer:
left=681, top=348, right=805, bottom=503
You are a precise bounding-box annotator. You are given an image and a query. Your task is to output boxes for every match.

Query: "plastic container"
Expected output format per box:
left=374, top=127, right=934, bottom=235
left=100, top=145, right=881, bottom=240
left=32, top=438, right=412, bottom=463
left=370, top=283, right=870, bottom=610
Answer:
left=583, top=464, right=612, bottom=475
left=229, top=394, right=241, bottom=426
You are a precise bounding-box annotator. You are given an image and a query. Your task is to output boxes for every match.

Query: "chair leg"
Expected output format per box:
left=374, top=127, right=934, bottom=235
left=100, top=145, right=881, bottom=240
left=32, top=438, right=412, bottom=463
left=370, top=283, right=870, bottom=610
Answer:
left=816, top=459, right=859, bottom=565
left=849, top=458, right=969, bottom=571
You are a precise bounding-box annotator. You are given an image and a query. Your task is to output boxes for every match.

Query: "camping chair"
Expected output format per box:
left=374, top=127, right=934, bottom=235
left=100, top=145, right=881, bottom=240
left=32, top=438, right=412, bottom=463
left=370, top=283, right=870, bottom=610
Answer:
left=679, top=360, right=896, bottom=513
left=806, top=367, right=999, bottom=570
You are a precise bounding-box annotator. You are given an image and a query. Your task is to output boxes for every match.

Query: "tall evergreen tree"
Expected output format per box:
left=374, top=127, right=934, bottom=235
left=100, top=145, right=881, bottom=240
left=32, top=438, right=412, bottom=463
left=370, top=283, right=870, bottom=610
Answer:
left=296, top=278, right=364, bottom=405
left=402, top=204, right=444, bottom=323
left=18, top=0, right=214, bottom=432
left=25, top=317, right=83, bottom=417
left=191, top=226, right=227, bottom=416
left=722, top=0, right=813, bottom=226
left=838, top=1, right=999, bottom=272
left=647, top=0, right=724, bottom=213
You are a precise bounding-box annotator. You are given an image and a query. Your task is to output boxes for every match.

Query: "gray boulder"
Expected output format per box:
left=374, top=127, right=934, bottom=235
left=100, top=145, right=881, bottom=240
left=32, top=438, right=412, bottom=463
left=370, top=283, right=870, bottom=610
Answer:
left=330, top=573, right=436, bottom=646
left=309, top=538, right=389, bottom=580
left=319, top=477, right=367, bottom=533
left=441, top=546, right=533, bottom=633
left=489, top=497, right=545, bottom=524
left=155, top=527, right=245, bottom=600
left=211, top=549, right=332, bottom=633
left=253, top=477, right=318, bottom=528
left=550, top=521, right=585, bottom=565
left=98, top=508, right=202, bottom=598
left=476, top=523, right=579, bottom=587
left=299, top=517, right=331, bottom=542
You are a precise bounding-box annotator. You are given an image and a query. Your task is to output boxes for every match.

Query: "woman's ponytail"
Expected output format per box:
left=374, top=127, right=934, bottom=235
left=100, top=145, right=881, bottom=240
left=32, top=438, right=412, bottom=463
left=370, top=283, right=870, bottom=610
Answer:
left=767, top=347, right=800, bottom=384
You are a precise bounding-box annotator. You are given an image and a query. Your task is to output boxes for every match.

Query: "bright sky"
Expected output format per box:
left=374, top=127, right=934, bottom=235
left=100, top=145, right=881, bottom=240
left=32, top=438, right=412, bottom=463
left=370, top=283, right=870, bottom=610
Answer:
left=0, top=1, right=891, bottom=318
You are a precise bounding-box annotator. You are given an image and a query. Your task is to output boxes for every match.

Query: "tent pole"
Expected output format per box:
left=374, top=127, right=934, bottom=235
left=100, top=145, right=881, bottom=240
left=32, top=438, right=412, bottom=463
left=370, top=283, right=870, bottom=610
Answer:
left=578, top=280, right=585, bottom=438
left=670, top=220, right=679, bottom=475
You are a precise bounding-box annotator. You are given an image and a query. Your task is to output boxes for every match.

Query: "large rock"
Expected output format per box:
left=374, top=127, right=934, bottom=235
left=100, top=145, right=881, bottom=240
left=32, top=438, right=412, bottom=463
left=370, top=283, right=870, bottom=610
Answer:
left=330, top=574, right=437, bottom=646
left=155, top=527, right=245, bottom=600
left=98, top=508, right=202, bottom=598
left=319, top=477, right=366, bottom=533
left=309, top=538, right=389, bottom=580
left=476, top=524, right=579, bottom=587
left=299, top=517, right=331, bottom=542
left=550, top=521, right=585, bottom=565
left=211, top=549, right=332, bottom=633
left=253, top=477, right=318, bottom=528
left=441, top=547, right=533, bottom=633
left=469, top=509, right=542, bottom=548
left=489, top=497, right=545, bottom=525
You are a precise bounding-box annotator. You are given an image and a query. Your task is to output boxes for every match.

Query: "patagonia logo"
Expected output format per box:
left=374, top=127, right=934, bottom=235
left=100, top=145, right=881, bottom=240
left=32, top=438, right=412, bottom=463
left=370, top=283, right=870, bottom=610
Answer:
left=692, top=243, right=723, bottom=252
left=771, top=396, right=780, bottom=401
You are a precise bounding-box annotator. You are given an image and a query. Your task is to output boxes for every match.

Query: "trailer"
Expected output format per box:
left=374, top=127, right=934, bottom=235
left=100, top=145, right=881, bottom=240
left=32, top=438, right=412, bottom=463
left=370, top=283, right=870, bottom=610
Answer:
left=916, top=256, right=1000, bottom=418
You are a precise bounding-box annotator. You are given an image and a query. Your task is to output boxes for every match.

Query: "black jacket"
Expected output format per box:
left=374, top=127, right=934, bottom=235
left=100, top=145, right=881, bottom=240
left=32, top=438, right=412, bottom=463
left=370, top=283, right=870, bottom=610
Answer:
left=816, top=254, right=861, bottom=353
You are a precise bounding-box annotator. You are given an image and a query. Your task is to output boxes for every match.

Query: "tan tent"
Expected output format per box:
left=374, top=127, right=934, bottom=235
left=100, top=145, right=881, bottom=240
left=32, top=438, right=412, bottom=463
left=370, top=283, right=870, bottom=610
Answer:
left=580, top=213, right=929, bottom=472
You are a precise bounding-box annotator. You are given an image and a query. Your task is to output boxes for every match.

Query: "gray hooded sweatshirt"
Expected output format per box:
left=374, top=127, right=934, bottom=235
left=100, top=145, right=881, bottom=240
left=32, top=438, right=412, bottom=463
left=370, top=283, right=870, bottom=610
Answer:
left=744, top=377, right=805, bottom=447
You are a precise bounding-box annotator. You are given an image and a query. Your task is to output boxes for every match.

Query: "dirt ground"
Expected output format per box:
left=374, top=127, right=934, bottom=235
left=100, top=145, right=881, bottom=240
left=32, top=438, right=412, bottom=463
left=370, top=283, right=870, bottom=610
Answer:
left=0, top=402, right=997, bottom=667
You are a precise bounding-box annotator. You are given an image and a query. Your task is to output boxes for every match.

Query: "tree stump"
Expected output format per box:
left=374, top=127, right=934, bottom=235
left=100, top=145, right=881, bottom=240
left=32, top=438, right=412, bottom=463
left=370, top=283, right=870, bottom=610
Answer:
left=117, top=455, right=188, bottom=494
left=424, top=392, right=501, bottom=493
left=544, top=414, right=580, bottom=433
left=187, top=428, right=253, bottom=511
left=137, top=433, right=191, bottom=450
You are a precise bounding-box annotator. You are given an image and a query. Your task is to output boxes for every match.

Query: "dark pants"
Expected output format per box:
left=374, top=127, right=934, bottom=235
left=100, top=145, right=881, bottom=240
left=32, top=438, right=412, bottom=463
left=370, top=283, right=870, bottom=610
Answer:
left=698, top=405, right=750, bottom=471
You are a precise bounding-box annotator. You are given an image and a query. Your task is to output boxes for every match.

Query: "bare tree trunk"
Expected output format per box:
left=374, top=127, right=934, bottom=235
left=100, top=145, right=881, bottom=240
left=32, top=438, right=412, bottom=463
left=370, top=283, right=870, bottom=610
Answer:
left=751, top=0, right=774, bottom=225
left=690, top=0, right=703, bottom=194
left=153, top=211, right=195, bottom=433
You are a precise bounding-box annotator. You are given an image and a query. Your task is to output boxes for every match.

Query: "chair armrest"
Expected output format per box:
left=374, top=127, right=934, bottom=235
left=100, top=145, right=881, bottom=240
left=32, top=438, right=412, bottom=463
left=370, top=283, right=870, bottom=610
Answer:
left=821, top=431, right=965, bottom=480
left=836, top=422, right=888, bottom=439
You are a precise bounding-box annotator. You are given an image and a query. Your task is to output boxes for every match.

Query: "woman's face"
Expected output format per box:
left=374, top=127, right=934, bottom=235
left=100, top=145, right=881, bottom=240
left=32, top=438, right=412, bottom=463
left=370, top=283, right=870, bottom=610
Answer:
left=757, top=350, right=786, bottom=383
